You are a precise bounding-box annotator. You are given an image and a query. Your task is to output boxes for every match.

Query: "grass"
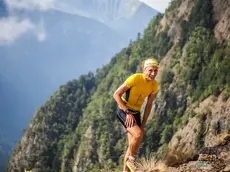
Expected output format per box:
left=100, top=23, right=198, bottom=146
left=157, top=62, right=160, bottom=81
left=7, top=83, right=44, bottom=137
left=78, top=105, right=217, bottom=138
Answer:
left=137, top=155, right=168, bottom=172
left=164, top=149, right=194, bottom=167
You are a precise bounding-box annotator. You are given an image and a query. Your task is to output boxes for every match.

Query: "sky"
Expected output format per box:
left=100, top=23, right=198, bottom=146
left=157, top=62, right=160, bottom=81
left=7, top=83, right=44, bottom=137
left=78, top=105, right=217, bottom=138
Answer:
left=140, top=0, right=171, bottom=13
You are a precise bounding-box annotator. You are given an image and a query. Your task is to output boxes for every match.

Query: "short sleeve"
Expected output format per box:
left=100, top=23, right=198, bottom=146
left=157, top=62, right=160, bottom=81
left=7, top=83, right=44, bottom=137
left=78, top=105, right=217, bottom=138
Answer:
left=124, top=74, right=137, bottom=88
left=151, top=80, right=159, bottom=95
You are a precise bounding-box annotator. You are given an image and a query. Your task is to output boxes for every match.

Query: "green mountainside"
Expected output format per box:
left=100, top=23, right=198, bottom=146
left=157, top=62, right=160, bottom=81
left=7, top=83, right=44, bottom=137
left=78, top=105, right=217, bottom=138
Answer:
left=7, top=0, right=230, bottom=171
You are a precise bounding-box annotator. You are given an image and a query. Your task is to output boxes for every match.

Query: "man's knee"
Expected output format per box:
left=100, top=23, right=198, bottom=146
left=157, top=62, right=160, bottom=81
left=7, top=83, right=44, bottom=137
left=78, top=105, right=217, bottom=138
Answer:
left=127, top=126, right=143, bottom=140
left=132, top=130, right=142, bottom=140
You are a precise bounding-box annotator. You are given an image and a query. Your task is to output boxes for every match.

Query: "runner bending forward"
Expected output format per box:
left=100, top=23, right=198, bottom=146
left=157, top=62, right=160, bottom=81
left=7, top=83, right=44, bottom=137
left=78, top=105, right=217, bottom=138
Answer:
left=113, top=58, right=159, bottom=172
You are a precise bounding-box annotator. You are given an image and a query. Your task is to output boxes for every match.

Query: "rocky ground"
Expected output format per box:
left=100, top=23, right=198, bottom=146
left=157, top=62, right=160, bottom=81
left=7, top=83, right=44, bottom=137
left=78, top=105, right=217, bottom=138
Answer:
left=168, top=136, right=230, bottom=172
left=137, top=135, right=230, bottom=172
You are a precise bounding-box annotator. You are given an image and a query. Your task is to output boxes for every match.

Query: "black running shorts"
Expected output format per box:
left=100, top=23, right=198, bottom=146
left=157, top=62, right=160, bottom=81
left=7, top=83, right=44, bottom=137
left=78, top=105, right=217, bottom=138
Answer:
left=116, top=107, right=141, bottom=128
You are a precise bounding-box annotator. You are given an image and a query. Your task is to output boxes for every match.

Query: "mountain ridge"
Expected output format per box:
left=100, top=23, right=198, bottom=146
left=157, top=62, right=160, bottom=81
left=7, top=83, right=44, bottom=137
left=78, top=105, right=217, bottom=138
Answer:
left=50, top=0, right=157, bottom=22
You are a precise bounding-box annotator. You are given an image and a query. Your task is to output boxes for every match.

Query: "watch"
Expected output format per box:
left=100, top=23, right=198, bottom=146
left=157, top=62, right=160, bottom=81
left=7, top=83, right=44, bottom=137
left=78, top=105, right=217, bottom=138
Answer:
left=125, top=109, right=131, bottom=114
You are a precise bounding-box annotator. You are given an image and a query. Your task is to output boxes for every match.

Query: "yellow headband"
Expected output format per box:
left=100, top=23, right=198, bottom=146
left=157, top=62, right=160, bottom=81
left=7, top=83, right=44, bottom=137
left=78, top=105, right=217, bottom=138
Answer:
left=144, top=59, right=159, bottom=69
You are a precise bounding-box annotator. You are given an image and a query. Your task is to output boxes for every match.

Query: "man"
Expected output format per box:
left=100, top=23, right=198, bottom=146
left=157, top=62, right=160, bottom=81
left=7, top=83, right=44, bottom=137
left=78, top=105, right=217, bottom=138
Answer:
left=113, top=58, right=159, bottom=172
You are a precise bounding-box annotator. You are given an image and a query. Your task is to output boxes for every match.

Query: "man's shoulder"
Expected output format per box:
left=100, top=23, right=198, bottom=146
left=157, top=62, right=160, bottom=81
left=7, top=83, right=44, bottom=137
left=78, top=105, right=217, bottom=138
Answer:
left=125, top=73, right=143, bottom=85
left=130, top=73, right=143, bottom=79
left=126, top=73, right=143, bottom=80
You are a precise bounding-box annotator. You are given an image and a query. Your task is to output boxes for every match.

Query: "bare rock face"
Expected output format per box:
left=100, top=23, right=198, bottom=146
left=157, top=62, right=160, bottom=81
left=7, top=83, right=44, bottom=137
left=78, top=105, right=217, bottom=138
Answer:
left=73, top=125, right=98, bottom=172
left=158, top=0, right=230, bottom=44
left=166, top=93, right=230, bottom=172
left=7, top=120, right=49, bottom=172
left=168, top=117, right=201, bottom=157
left=167, top=0, right=195, bottom=40
left=213, top=0, right=230, bottom=41
left=157, top=0, right=195, bottom=42
left=194, top=93, right=230, bottom=148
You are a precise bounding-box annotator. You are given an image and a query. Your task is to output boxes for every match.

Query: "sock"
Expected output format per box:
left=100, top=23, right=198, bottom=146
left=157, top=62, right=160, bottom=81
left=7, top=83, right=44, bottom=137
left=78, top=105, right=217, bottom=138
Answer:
left=128, top=156, right=135, bottom=161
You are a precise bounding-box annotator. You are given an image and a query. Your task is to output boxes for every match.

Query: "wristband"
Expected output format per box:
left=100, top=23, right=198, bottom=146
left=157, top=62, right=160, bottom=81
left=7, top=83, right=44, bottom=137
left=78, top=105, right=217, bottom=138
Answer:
left=125, top=109, right=131, bottom=114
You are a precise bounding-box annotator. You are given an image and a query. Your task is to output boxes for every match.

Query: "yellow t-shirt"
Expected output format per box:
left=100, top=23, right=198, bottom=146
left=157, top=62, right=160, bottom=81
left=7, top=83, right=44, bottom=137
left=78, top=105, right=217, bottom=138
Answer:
left=122, top=73, right=158, bottom=111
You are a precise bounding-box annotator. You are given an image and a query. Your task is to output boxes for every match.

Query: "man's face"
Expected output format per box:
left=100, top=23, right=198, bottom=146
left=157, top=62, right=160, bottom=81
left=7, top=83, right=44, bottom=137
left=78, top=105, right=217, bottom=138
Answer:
left=143, top=66, right=158, bottom=81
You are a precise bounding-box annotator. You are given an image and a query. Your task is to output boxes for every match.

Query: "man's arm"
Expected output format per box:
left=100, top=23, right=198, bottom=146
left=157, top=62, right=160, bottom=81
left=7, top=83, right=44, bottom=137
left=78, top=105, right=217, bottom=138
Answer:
left=141, top=94, right=155, bottom=128
left=113, top=83, right=129, bottom=111
left=113, top=83, right=136, bottom=127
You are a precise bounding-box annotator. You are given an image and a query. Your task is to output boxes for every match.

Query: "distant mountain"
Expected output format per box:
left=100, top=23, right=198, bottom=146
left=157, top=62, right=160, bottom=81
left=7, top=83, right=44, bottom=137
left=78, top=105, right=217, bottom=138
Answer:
left=53, top=0, right=158, bottom=39
left=107, top=3, right=158, bottom=39
left=2, top=9, right=125, bottom=83
left=0, top=75, right=27, bottom=171
left=54, top=0, right=151, bottom=22
left=0, top=8, right=124, bottom=170
left=0, top=135, right=13, bottom=171
left=0, top=8, right=125, bottom=137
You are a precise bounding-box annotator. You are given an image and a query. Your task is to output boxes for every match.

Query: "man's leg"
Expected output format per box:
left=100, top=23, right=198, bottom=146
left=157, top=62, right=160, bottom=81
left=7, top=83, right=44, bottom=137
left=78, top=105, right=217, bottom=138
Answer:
left=135, top=129, right=144, bottom=155
left=127, top=124, right=143, bottom=157
left=123, top=132, right=132, bottom=171
left=125, top=124, right=143, bottom=171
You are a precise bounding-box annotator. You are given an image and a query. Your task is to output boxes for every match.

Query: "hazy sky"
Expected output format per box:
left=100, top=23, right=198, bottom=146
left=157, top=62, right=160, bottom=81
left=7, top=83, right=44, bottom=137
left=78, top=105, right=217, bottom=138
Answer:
left=140, top=0, right=171, bottom=12
left=0, top=0, right=172, bottom=44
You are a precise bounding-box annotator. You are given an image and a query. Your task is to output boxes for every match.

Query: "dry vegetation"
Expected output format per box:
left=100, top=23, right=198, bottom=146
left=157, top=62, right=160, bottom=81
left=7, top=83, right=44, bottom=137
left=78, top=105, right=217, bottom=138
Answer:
left=137, top=155, right=168, bottom=172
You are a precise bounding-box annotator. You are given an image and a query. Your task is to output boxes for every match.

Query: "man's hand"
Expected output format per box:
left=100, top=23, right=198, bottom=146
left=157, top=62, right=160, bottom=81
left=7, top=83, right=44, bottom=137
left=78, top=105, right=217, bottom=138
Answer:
left=125, top=113, right=136, bottom=128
